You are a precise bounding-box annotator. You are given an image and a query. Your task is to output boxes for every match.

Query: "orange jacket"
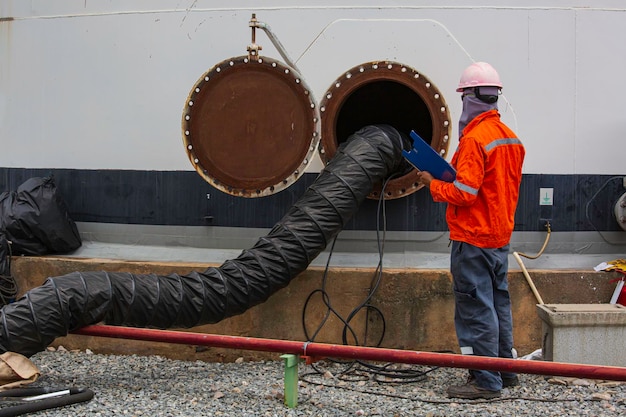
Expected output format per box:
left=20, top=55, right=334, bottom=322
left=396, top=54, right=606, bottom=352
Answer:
left=429, top=110, right=525, bottom=248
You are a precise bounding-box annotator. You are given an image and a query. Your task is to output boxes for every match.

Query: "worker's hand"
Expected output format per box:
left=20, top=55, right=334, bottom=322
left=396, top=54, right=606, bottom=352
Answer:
left=416, top=171, right=435, bottom=188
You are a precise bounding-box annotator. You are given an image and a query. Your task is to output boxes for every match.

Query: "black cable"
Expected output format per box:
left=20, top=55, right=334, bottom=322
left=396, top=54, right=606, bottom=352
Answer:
left=300, top=172, right=440, bottom=383
left=584, top=175, right=626, bottom=245
left=299, top=174, right=404, bottom=377
left=301, top=174, right=396, bottom=348
left=301, top=235, right=363, bottom=376
left=297, top=376, right=600, bottom=405
left=340, top=173, right=396, bottom=347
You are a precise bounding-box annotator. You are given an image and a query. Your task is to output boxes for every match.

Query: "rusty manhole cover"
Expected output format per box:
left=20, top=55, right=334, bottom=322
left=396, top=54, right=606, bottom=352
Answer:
left=182, top=56, right=320, bottom=197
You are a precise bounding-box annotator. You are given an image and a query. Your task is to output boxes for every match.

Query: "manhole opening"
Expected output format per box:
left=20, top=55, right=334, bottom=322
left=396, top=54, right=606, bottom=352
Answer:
left=319, top=62, right=451, bottom=199
left=335, top=80, right=433, bottom=147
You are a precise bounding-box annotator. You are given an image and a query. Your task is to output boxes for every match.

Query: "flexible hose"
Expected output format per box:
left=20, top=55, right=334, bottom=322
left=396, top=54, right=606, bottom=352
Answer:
left=0, top=387, right=94, bottom=417
left=0, top=125, right=408, bottom=357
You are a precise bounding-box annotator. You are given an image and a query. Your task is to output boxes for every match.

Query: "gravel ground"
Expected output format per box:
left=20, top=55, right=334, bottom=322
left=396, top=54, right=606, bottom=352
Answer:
left=6, top=348, right=624, bottom=416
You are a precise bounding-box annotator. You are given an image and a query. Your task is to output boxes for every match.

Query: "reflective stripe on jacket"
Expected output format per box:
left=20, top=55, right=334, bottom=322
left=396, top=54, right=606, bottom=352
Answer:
left=430, top=109, right=525, bottom=248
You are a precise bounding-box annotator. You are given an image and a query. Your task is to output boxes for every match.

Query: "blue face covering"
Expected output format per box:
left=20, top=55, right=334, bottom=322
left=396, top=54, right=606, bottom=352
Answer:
left=458, top=87, right=499, bottom=138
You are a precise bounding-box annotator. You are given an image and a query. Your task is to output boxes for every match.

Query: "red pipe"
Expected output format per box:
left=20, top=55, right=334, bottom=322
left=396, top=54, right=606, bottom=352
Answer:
left=74, top=325, right=626, bottom=381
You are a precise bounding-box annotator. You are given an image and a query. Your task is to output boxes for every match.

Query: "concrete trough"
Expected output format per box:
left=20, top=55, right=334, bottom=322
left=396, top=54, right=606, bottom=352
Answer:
left=537, top=303, right=626, bottom=367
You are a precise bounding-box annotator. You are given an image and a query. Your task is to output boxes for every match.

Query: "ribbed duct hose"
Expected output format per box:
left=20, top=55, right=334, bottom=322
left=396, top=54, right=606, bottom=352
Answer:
left=0, top=125, right=408, bottom=357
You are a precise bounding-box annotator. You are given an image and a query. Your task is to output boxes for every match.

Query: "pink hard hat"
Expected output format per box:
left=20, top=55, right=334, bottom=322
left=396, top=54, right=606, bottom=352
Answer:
left=456, top=62, right=503, bottom=92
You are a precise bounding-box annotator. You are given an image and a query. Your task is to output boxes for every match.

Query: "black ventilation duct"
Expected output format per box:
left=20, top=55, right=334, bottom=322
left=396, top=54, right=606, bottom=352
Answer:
left=0, top=125, right=408, bottom=357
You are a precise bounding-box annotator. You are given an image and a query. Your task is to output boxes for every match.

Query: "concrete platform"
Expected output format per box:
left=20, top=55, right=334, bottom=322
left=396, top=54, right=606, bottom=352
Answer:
left=60, top=222, right=626, bottom=271
left=10, top=253, right=624, bottom=363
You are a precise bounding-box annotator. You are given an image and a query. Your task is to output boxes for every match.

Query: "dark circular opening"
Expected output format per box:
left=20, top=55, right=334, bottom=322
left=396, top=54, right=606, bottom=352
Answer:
left=336, top=80, right=433, bottom=147
left=319, top=61, right=451, bottom=199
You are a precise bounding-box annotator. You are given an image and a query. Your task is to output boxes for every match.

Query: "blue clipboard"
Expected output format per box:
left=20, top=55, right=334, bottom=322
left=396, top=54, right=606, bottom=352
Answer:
left=402, top=131, right=456, bottom=182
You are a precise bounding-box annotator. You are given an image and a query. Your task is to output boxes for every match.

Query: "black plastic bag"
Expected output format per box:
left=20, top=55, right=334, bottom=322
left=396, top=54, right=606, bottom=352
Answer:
left=0, top=177, right=81, bottom=255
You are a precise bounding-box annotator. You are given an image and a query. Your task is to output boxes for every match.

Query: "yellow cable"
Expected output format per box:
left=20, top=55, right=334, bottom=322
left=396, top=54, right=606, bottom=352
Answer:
left=513, top=222, right=552, bottom=305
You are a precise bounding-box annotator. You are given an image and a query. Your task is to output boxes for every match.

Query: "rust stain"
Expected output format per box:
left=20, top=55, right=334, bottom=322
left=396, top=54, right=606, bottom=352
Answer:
left=0, top=16, right=12, bottom=62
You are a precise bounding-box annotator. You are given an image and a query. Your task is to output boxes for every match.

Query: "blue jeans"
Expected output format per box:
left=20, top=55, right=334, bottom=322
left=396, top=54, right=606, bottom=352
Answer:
left=450, top=240, right=516, bottom=391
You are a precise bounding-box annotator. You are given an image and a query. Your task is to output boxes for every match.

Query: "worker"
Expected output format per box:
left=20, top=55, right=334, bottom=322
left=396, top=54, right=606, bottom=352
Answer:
left=416, top=62, right=526, bottom=399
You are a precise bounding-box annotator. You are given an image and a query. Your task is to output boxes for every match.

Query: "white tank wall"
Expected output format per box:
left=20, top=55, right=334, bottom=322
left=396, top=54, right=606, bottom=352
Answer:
left=1, top=1, right=625, bottom=174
